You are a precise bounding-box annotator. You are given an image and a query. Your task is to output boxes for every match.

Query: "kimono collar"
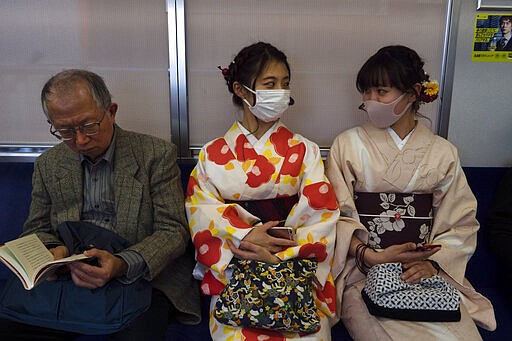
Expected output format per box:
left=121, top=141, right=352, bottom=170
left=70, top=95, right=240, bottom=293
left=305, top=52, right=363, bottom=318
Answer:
left=362, top=122, right=435, bottom=191
left=386, top=126, right=415, bottom=150
left=237, top=120, right=280, bottom=151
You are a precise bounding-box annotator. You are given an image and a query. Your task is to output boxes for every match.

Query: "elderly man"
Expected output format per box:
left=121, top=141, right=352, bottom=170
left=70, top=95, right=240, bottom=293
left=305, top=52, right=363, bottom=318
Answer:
left=0, top=69, right=200, bottom=340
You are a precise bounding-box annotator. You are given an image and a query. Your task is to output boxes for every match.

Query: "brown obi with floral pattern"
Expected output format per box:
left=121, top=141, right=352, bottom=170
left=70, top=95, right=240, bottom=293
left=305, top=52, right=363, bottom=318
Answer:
left=354, top=192, right=433, bottom=249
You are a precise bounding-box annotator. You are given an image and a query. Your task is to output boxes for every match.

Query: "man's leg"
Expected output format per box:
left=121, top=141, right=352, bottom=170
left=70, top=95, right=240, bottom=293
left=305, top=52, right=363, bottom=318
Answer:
left=108, top=289, right=173, bottom=341
left=0, top=318, right=79, bottom=341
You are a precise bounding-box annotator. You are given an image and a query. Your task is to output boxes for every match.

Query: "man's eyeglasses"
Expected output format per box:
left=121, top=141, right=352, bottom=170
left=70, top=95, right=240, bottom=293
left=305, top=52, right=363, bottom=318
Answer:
left=49, top=112, right=106, bottom=141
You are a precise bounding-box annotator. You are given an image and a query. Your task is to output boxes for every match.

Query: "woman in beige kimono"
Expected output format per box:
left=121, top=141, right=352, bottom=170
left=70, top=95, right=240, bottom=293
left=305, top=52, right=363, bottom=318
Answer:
left=326, top=45, right=496, bottom=340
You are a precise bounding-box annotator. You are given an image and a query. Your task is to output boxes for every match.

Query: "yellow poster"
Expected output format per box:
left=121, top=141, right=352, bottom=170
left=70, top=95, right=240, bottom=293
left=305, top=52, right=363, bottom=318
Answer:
left=472, top=13, right=512, bottom=62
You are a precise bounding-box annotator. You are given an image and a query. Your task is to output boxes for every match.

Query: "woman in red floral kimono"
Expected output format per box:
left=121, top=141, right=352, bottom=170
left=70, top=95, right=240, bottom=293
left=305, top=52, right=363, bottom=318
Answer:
left=185, top=42, right=339, bottom=340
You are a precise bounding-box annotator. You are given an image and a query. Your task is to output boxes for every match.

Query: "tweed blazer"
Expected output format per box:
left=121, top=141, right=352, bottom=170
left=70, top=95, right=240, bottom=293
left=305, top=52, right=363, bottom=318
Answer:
left=22, top=126, right=201, bottom=324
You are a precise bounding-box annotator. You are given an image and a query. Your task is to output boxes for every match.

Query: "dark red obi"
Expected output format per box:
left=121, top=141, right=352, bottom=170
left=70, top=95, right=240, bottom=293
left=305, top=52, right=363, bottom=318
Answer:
left=225, top=194, right=299, bottom=226
left=354, top=192, right=433, bottom=249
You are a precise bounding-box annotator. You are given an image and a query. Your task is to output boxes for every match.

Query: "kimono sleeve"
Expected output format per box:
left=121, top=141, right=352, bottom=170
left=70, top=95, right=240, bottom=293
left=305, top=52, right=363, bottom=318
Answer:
left=185, top=147, right=256, bottom=282
left=325, top=135, right=368, bottom=279
left=428, top=151, right=479, bottom=284
left=276, top=140, right=339, bottom=287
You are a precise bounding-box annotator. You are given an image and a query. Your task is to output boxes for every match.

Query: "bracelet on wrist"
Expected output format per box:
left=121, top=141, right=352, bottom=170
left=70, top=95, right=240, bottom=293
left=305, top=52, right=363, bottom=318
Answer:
left=355, top=243, right=374, bottom=274
left=427, top=259, right=441, bottom=274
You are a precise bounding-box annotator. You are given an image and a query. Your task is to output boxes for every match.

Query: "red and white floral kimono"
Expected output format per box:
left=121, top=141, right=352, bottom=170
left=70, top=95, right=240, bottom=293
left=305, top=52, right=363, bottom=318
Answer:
left=186, top=121, right=339, bottom=341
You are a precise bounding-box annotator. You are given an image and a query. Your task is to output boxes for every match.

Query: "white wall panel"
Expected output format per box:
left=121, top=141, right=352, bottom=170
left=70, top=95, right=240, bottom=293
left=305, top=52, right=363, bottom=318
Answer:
left=0, top=0, right=170, bottom=144
left=185, top=0, right=447, bottom=148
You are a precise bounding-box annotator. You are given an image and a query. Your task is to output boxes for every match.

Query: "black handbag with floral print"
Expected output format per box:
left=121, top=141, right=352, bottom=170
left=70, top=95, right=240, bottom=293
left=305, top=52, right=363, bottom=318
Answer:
left=214, top=258, right=320, bottom=333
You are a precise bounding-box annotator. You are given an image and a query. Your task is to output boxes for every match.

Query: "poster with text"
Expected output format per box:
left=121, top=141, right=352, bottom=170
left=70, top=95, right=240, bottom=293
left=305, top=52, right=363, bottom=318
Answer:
left=472, top=13, right=512, bottom=62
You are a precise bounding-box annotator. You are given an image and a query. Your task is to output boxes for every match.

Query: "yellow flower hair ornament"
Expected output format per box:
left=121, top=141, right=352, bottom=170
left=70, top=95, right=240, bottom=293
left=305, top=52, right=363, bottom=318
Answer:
left=420, top=80, right=439, bottom=103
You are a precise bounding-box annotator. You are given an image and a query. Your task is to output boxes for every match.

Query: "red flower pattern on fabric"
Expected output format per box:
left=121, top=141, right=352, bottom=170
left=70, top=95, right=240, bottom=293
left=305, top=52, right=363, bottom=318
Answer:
left=316, top=280, right=336, bottom=313
left=280, top=143, right=306, bottom=177
left=206, top=138, right=235, bottom=165
left=193, top=230, right=222, bottom=267
left=246, top=155, right=276, bottom=188
left=270, top=126, right=293, bottom=156
left=222, top=205, right=252, bottom=229
left=298, top=242, right=328, bottom=262
left=302, top=182, right=338, bottom=211
left=241, top=328, right=286, bottom=341
left=234, top=134, right=258, bottom=161
left=200, top=270, right=225, bottom=296
left=186, top=176, right=199, bottom=197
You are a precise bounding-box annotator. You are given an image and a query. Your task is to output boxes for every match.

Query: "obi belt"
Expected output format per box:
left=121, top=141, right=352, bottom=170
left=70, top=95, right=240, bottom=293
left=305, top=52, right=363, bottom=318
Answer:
left=225, top=194, right=299, bottom=226
left=354, top=192, right=433, bottom=249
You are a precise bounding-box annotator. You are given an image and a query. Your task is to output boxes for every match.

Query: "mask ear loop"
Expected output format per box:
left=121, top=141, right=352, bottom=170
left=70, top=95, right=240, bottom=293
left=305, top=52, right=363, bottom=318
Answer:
left=242, top=85, right=257, bottom=108
left=232, top=82, right=253, bottom=108
left=237, top=85, right=260, bottom=138
left=390, top=93, right=412, bottom=117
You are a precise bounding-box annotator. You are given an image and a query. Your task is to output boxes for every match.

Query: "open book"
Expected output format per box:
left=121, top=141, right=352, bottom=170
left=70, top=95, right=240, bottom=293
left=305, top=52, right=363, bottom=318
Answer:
left=0, top=233, right=89, bottom=290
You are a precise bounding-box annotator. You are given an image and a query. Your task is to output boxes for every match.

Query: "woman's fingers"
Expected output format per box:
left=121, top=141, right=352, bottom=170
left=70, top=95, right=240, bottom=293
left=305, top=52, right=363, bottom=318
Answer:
left=401, top=261, right=437, bottom=283
left=384, top=243, right=441, bottom=263
left=227, top=239, right=279, bottom=263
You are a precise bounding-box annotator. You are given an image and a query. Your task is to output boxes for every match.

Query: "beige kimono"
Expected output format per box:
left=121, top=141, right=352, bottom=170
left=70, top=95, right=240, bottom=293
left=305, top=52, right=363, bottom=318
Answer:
left=326, top=122, right=496, bottom=341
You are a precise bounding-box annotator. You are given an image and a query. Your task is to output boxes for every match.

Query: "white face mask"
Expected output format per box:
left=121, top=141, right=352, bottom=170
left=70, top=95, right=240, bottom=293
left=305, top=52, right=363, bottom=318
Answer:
left=243, top=85, right=291, bottom=122
left=362, top=93, right=411, bottom=129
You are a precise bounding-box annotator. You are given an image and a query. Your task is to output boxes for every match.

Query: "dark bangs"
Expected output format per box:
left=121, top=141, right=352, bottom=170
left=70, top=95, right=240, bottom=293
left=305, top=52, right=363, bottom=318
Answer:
left=250, top=52, right=291, bottom=89
left=356, top=52, right=410, bottom=93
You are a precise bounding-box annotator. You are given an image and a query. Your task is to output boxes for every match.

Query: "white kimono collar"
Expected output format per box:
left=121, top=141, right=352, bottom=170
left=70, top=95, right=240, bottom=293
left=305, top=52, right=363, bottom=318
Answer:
left=237, top=121, right=280, bottom=153
left=362, top=122, right=435, bottom=191
left=386, top=126, right=415, bottom=151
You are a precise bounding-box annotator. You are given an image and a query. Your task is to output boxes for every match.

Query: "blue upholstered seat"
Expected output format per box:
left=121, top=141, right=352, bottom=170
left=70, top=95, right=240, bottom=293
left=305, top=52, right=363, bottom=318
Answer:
left=0, top=162, right=509, bottom=340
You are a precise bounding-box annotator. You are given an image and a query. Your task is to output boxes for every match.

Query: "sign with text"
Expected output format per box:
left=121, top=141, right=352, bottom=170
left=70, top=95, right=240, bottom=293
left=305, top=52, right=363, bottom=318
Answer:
left=472, top=13, right=512, bottom=62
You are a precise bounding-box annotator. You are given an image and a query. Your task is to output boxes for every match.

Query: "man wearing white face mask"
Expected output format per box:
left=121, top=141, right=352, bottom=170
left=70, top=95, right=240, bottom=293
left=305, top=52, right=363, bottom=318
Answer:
left=185, top=42, right=339, bottom=340
left=326, top=45, right=495, bottom=341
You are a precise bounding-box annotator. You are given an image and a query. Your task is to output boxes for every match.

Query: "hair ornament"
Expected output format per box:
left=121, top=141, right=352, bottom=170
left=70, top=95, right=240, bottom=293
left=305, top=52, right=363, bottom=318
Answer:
left=217, top=65, right=229, bottom=77
left=420, top=80, right=439, bottom=103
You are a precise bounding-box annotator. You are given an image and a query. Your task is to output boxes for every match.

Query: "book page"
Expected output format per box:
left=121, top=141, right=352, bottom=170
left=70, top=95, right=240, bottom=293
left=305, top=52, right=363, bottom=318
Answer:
left=5, top=234, right=53, bottom=277
left=0, top=247, right=31, bottom=288
left=33, top=253, right=90, bottom=287
left=1, top=234, right=91, bottom=289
